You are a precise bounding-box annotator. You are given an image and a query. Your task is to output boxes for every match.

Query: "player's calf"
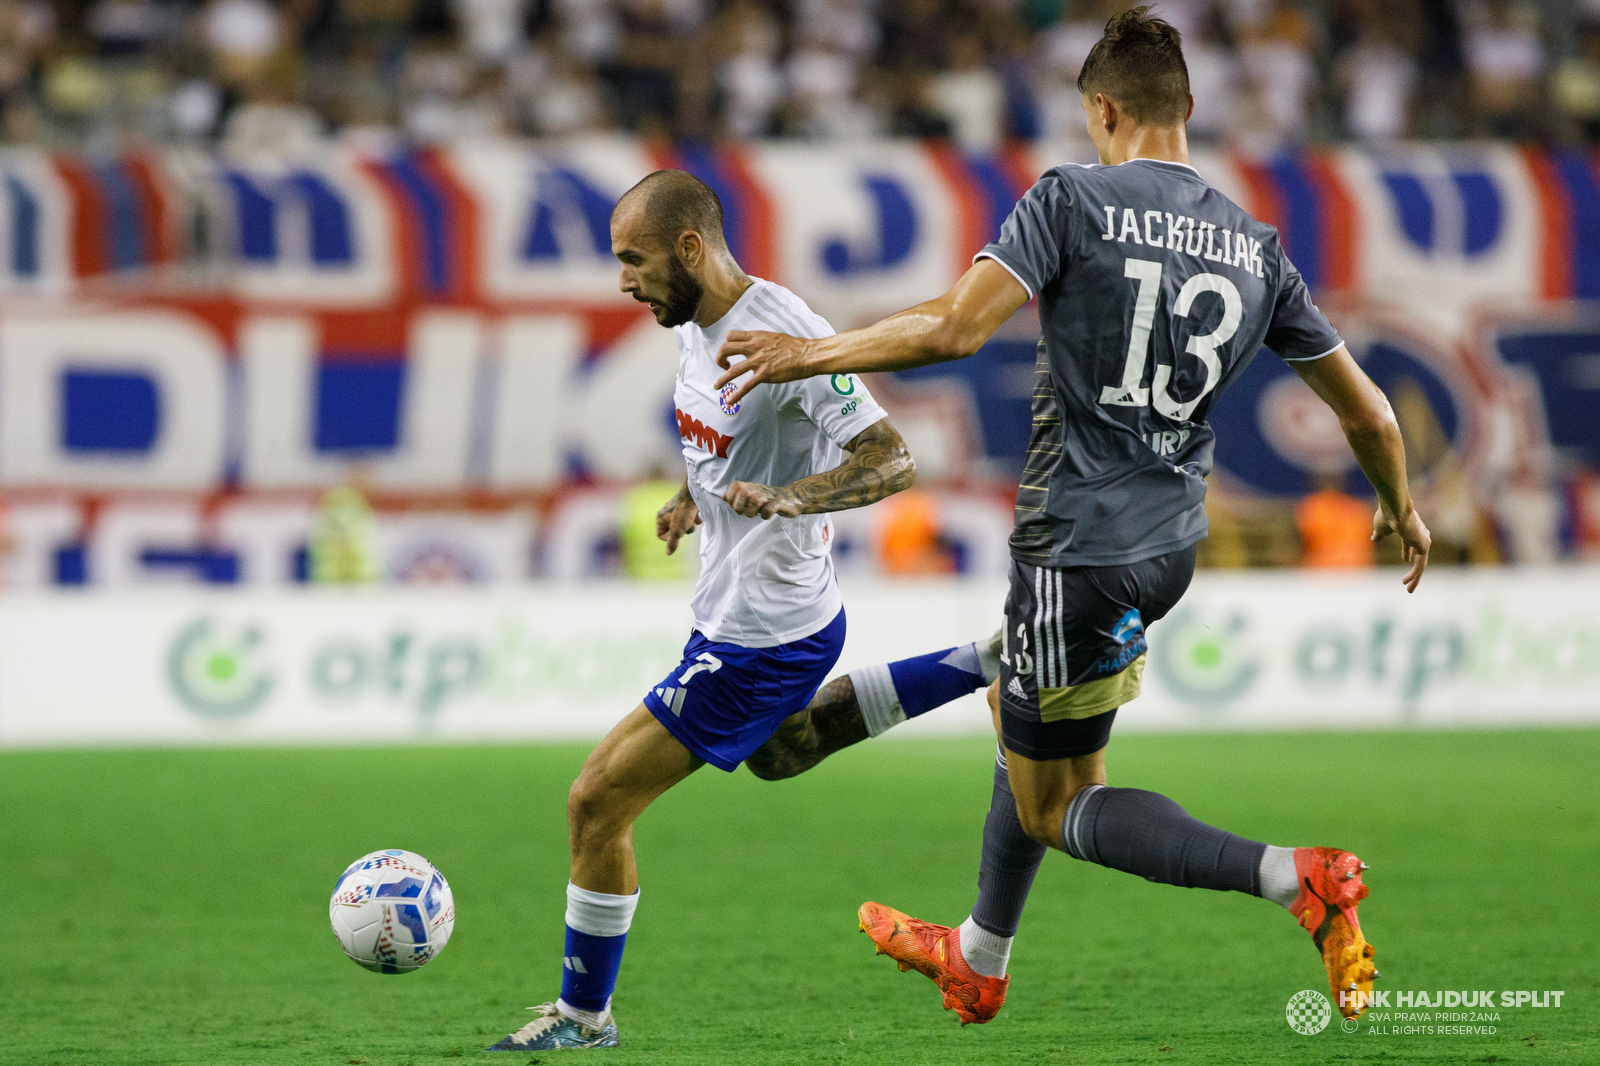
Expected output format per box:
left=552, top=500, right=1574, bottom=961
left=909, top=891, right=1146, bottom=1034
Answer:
left=744, top=632, right=1002, bottom=781
left=744, top=675, right=864, bottom=781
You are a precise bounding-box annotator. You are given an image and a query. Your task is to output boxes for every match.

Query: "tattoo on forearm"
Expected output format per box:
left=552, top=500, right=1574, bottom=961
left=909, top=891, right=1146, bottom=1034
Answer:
left=786, top=420, right=915, bottom=514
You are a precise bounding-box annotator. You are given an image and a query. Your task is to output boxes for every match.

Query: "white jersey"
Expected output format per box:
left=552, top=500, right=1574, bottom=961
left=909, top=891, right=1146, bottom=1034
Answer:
left=673, top=278, right=887, bottom=647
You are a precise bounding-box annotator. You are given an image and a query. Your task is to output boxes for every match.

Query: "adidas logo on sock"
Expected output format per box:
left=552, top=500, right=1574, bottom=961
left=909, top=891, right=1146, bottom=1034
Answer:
left=563, top=956, right=588, bottom=973
left=1007, top=677, right=1027, bottom=699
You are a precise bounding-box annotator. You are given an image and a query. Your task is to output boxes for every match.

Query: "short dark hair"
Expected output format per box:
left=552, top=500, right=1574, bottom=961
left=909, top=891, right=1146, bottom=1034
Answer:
left=616, top=169, right=727, bottom=250
left=1077, top=6, right=1190, bottom=126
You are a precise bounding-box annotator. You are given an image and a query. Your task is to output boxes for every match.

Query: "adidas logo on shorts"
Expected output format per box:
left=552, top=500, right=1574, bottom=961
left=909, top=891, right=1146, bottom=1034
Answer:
left=1007, top=677, right=1027, bottom=699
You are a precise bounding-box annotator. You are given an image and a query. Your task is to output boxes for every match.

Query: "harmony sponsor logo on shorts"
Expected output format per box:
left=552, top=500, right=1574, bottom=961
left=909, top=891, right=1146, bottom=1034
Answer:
left=1287, top=990, right=1332, bottom=1034
left=1094, top=637, right=1147, bottom=675
left=1111, top=609, right=1144, bottom=644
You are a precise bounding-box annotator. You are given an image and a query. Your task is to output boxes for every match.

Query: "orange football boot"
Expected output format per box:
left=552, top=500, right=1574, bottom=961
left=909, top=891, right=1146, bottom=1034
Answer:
left=1290, top=847, right=1378, bottom=1019
left=858, top=901, right=1009, bottom=1025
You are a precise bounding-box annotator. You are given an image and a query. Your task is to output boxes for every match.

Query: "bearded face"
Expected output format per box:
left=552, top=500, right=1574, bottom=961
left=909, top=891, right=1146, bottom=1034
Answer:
left=650, top=249, right=705, bottom=327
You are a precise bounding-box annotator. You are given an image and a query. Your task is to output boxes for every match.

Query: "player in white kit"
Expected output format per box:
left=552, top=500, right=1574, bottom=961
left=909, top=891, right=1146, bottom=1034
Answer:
left=487, top=170, right=919, bottom=1051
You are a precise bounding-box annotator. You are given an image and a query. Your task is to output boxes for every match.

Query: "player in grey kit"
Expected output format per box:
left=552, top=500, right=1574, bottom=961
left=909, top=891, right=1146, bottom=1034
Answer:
left=715, top=6, right=1430, bottom=1026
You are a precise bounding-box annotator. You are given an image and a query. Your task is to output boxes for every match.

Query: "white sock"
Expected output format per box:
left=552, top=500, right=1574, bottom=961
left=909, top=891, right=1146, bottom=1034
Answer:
left=1259, top=846, right=1300, bottom=909
left=564, top=882, right=640, bottom=935
left=851, top=663, right=905, bottom=737
left=555, top=998, right=610, bottom=1030
left=556, top=883, right=639, bottom=1028
left=957, top=916, right=1012, bottom=978
left=978, top=630, right=1003, bottom=683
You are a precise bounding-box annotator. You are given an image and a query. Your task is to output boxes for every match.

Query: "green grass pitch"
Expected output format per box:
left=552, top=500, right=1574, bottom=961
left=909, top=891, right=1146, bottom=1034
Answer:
left=4, top=729, right=1597, bottom=1066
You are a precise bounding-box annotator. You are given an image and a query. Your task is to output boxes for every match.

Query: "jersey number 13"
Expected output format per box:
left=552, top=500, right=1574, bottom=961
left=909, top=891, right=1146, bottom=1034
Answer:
left=1099, top=257, right=1242, bottom=422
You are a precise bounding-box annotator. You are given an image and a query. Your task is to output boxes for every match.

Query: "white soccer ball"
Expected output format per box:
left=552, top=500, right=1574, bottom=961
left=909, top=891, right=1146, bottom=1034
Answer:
left=329, top=849, right=456, bottom=973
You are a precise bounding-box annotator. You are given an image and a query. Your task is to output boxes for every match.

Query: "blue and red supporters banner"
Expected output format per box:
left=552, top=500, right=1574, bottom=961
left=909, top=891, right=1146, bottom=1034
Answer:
left=0, top=135, right=1595, bottom=578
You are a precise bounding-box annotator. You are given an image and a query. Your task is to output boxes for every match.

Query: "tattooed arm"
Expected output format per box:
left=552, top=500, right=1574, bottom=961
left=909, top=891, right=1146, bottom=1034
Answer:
left=655, top=477, right=701, bottom=555
left=721, top=417, right=915, bottom=519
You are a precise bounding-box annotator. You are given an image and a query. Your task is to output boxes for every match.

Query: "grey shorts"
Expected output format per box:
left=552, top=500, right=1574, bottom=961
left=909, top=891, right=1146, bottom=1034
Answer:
left=996, top=545, right=1196, bottom=760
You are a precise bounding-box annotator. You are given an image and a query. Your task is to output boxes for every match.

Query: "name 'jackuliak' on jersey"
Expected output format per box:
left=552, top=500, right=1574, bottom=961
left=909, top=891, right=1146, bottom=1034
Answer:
left=673, top=278, right=886, bottom=648
left=977, top=157, right=1344, bottom=569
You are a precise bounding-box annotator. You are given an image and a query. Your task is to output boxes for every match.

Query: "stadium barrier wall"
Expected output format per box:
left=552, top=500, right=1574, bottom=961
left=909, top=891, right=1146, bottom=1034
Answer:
left=0, top=137, right=1597, bottom=583
left=2, top=567, right=1595, bottom=749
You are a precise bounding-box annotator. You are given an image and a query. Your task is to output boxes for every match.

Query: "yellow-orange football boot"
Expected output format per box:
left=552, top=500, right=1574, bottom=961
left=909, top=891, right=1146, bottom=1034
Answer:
left=858, top=901, right=1008, bottom=1025
left=1290, top=847, right=1378, bottom=1019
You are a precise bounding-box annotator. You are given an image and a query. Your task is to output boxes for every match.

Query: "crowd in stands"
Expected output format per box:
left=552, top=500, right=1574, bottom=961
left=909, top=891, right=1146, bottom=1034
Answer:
left=2, top=0, right=1598, bottom=154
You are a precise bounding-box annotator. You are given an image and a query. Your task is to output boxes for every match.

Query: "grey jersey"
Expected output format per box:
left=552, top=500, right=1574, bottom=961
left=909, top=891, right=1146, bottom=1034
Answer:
left=979, top=158, right=1343, bottom=568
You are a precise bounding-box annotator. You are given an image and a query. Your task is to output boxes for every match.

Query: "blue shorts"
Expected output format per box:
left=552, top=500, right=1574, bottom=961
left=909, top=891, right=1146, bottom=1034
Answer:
left=643, top=609, right=847, bottom=772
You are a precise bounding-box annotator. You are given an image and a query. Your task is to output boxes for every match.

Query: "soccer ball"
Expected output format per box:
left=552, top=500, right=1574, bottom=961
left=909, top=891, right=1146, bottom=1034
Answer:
left=329, top=849, right=455, bottom=973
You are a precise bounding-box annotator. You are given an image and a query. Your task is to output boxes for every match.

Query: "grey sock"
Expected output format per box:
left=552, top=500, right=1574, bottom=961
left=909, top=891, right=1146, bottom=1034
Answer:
left=969, top=747, right=1047, bottom=938
left=1061, top=785, right=1268, bottom=896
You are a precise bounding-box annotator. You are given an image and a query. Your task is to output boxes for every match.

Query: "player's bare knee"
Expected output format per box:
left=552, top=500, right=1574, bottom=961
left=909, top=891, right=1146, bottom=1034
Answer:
left=1015, top=778, right=1097, bottom=849
left=566, top=769, right=624, bottom=850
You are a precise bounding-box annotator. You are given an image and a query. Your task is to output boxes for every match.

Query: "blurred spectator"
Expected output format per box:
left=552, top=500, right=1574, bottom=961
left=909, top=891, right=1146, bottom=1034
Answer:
left=1183, top=5, right=1237, bottom=143
left=509, top=41, right=607, bottom=136
left=1337, top=3, right=1417, bottom=142
left=787, top=34, right=874, bottom=138
left=220, top=50, right=322, bottom=158
left=930, top=30, right=1003, bottom=151
left=0, top=0, right=1596, bottom=150
left=1415, top=0, right=1467, bottom=137
left=1237, top=0, right=1317, bottom=145
left=1552, top=23, right=1600, bottom=141
left=1295, top=476, right=1375, bottom=569
left=316, top=39, right=399, bottom=149
left=1464, top=0, right=1543, bottom=138
left=309, top=485, right=382, bottom=584
left=452, top=0, right=527, bottom=67
left=0, top=497, right=13, bottom=590
left=553, top=0, right=621, bottom=67
left=619, top=479, right=693, bottom=580
left=714, top=0, right=782, bottom=137
left=1422, top=454, right=1477, bottom=565
left=204, top=0, right=281, bottom=89
left=88, top=0, right=165, bottom=58
left=1034, top=1, right=1107, bottom=139
left=1492, top=468, right=1560, bottom=564
left=878, top=490, right=956, bottom=575
left=611, top=0, right=705, bottom=135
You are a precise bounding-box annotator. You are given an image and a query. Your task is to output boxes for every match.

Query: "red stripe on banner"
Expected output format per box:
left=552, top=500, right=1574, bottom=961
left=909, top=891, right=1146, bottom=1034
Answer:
left=319, top=308, right=411, bottom=350
left=122, top=154, right=175, bottom=264
left=1233, top=157, right=1286, bottom=238
left=717, top=146, right=777, bottom=281
left=1304, top=153, right=1358, bottom=293
left=924, top=141, right=989, bottom=280
left=1520, top=146, right=1572, bottom=300
left=51, top=157, right=108, bottom=278
left=645, top=143, right=680, bottom=175
left=999, top=140, right=1040, bottom=198
left=412, top=148, right=481, bottom=303
left=361, top=157, right=426, bottom=301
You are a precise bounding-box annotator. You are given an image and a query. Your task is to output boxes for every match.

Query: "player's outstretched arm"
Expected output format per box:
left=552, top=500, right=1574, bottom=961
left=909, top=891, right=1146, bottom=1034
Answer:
left=713, top=260, right=1029, bottom=407
left=1292, top=346, right=1431, bottom=592
left=722, top=417, right=915, bottom=519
